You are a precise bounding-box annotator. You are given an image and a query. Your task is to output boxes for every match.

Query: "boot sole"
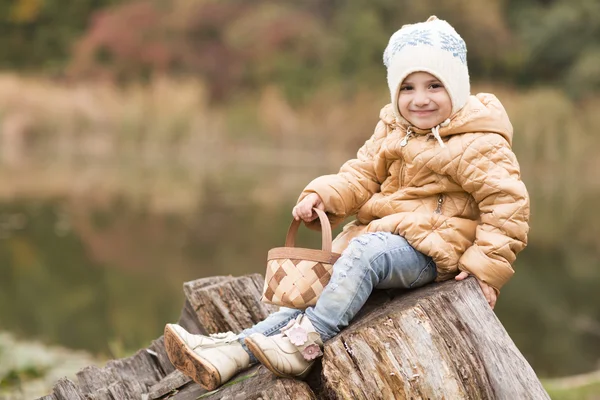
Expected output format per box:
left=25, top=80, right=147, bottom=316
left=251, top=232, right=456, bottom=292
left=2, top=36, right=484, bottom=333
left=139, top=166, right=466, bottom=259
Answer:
left=244, top=336, right=313, bottom=379
left=164, top=325, right=221, bottom=390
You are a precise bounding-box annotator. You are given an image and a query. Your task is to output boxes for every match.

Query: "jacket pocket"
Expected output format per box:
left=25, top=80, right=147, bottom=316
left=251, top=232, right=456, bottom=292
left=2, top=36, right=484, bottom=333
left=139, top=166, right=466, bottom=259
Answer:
left=409, top=259, right=437, bottom=288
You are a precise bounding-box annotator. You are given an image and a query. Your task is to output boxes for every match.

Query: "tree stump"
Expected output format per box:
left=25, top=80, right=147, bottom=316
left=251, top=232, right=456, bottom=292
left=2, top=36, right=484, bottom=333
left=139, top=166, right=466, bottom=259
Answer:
left=182, top=274, right=278, bottom=334
left=159, top=274, right=314, bottom=399
left=37, top=274, right=314, bottom=400
left=163, top=366, right=317, bottom=400
left=320, top=278, right=550, bottom=400
left=38, top=274, right=549, bottom=400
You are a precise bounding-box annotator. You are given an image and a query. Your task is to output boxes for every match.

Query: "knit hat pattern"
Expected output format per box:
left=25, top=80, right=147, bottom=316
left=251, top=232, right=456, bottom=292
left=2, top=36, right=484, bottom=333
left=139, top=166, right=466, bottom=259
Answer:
left=383, top=16, right=470, bottom=118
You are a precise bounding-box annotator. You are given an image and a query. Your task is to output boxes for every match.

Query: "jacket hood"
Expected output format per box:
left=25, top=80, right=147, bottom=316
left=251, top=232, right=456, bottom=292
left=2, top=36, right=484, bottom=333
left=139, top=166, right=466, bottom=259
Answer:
left=380, top=93, right=513, bottom=146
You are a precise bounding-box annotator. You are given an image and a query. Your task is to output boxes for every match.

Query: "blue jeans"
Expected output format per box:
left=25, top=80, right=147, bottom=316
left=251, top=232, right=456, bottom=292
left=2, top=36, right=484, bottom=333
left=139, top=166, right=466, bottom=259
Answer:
left=238, top=232, right=437, bottom=364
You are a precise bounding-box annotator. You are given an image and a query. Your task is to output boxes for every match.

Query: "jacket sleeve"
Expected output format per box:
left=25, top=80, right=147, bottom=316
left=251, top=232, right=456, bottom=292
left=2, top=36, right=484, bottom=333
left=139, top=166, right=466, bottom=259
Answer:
left=452, top=134, right=530, bottom=292
left=298, top=119, right=388, bottom=230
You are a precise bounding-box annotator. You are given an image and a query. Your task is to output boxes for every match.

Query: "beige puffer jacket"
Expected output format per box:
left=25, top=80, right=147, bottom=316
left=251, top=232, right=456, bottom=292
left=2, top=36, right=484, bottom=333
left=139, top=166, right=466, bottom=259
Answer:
left=299, top=93, right=530, bottom=292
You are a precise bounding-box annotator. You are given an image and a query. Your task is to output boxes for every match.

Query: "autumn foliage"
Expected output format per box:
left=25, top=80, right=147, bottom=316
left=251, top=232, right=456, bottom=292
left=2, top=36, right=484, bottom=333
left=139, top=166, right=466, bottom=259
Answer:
left=69, top=1, right=330, bottom=101
left=1, top=0, right=599, bottom=100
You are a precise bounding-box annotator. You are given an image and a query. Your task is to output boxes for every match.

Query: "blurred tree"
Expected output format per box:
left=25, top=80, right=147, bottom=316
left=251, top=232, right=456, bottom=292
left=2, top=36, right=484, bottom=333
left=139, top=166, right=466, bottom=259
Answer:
left=0, top=0, right=120, bottom=72
left=9, top=0, right=43, bottom=23
left=2, top=0, right=598, bottom=100
left=68, top=1, right=175, bottom=81
left=68, top=0, right=514, bottom=101
left=70, top=0, right=332, bottom=101
left=222, top=3, right=330, bottom=101
left=506, top=0, right=600, bottom=97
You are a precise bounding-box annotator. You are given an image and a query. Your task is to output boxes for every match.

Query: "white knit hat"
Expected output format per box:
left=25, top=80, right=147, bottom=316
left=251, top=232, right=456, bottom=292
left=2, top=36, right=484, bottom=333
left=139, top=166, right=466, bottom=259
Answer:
left=383, top=16, right=470, bottom=119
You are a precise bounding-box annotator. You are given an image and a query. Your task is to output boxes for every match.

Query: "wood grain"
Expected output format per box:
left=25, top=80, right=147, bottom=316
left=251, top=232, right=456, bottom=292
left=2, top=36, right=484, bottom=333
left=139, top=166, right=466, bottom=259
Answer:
left=321, top=278, right=550, bottom=400
left=183, top=274, right=278, bottom=334
left=37, top=274, right=547, bottom=400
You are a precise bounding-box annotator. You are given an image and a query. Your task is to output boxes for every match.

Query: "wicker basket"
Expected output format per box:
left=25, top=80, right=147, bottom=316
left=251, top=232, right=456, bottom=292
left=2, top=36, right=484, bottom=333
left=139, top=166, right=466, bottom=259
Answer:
left=262, top=208, right=341, bottom=309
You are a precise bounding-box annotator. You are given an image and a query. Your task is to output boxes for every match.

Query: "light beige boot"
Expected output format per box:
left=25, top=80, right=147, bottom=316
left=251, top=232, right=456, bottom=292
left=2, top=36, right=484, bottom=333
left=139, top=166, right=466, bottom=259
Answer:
left=244, top=315, right=323, bottom=379
left=164, top=324, right=250, bottom=390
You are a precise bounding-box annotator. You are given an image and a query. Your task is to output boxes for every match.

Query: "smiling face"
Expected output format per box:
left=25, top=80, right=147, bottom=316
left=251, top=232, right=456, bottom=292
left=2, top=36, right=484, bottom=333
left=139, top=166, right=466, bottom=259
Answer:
left=397, top=71, right=452, bottom=129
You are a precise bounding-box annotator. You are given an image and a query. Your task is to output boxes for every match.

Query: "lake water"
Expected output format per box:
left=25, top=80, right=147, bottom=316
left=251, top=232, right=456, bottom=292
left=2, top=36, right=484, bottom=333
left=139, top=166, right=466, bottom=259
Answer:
left=0, top=194, right=598, bottom=378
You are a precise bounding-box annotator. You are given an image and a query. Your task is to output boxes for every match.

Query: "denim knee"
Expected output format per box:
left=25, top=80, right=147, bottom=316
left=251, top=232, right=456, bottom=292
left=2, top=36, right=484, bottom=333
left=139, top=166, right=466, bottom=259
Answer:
left=347, top=231, right=380, bottom=257
left=341, top=232, right=406, bottom=270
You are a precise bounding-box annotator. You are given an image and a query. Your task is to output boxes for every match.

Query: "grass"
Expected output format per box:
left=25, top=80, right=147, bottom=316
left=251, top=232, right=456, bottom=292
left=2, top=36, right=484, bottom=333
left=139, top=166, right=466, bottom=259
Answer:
left=0, top=74, right=378, bottom=212
left=0, top=74, right=597, bottom=203
left=0, top=78, right=597, bottom=274
left=0, top=74, right=598, bottom=256
left=546, top=382, right=600, bottom=400
left=0, top=332, right=98, bottom=399
left=0, top=365, right=48, bottom=390
left=544, top=369, right=600, bottom=399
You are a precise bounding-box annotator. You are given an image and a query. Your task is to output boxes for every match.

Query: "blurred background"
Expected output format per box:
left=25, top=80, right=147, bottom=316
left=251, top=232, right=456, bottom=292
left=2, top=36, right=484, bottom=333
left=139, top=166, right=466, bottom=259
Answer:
left=0, top=0, right=599, bottom=398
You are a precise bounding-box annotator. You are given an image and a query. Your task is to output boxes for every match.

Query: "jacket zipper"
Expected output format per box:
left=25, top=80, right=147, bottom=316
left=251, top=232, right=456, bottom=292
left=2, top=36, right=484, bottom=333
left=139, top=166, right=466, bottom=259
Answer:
left=400, top=161, right=405, bottom=187
left=399, top=127, right=413, bottom=187
left=435, top=194, right=444, bottom=214
left=400, top=127, right=413, bottom=147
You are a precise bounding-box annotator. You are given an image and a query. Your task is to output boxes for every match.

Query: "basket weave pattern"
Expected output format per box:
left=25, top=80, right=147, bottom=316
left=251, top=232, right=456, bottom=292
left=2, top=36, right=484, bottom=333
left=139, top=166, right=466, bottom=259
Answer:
left=262, top=208, right=341, bottom=309
left=264, top=258, right=333, bottom=308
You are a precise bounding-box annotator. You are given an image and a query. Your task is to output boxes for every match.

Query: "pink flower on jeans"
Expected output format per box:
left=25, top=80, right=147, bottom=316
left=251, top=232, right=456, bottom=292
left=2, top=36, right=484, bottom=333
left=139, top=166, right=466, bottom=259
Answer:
left=302, top=344, right=323, bottom=361
left=286, top=326, right=308, bottom=346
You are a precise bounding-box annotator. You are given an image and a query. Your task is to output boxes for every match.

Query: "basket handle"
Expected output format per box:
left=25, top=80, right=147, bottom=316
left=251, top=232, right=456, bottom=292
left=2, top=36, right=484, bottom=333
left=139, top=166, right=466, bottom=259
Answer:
left=285, top=208, right=333, bottom=252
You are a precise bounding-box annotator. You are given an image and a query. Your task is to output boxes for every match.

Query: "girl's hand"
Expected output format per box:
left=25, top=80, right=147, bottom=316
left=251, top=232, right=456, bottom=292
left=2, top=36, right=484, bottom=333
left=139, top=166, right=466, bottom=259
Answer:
left=292, top=193, right=325, bottom=222
left=455, top=271, right=497, bottom=309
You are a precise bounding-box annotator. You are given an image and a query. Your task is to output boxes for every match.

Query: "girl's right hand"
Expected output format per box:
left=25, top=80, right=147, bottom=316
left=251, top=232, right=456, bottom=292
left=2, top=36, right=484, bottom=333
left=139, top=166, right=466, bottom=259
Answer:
left=292, top=193, right=325, bottom=222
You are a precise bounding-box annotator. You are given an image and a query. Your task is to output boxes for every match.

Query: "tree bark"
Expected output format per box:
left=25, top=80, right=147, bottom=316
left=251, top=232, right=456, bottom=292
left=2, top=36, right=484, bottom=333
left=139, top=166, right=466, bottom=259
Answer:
left=50, top=378, right=85, bottom=400
left=160, top=275, right=315, bottom=399
left=38, top=274, right=549, bottom=400
left=320, top=278, right=550, bottom=400
left=183, top=274, right=278, bottom=334
left=37, top=274, right=297, bottom=400
left=167, top=366, right=316, bottom=400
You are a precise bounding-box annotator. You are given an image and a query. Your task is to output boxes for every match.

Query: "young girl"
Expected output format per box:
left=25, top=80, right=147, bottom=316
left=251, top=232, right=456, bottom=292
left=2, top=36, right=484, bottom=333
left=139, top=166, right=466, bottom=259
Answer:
left=164, top=16, right=530, bottom=391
